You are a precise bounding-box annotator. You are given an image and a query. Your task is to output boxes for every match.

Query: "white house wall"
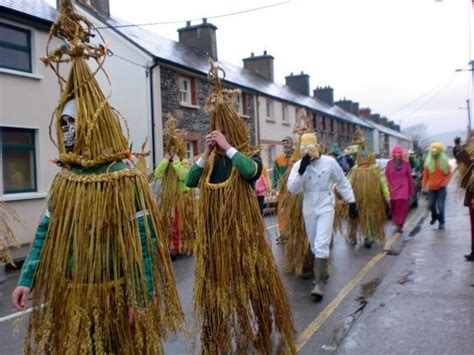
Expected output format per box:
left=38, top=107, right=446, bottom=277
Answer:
left=258, top=95, right=297, bottom=167
left=0, top=20, right=62, bottom=245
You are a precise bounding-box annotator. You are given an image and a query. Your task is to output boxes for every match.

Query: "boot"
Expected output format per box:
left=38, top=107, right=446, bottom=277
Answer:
left=301, top=248, right=315, bottom=279
left=310, top=258, right=328, bottom=302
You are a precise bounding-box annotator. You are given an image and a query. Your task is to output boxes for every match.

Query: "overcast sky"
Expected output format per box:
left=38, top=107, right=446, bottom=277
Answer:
left=47, top=0, right=473, bottom=135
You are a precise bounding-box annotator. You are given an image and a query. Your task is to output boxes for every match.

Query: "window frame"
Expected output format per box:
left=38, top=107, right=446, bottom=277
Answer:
left=0, top=22, right=32, bottom=73
left=179, top=76, right=192, bottom=106
left=265, top=99, right=273, bottom=118
left=1, top=127, right=37, bottom=194
left=281, top=104, right=288, bottom=123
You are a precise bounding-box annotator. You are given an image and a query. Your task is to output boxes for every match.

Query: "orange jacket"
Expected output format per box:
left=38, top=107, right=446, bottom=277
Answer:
left=422, top=161, right=451, bottom=191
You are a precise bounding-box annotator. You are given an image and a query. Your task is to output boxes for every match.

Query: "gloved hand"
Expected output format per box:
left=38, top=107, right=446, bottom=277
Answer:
left=349, top=202, right=358, bottom=220
left=298, top=155, right=311, bottom=175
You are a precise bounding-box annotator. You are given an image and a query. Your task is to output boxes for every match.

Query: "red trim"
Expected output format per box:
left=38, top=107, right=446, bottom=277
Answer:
left=191, top=77, right=197, bottom=105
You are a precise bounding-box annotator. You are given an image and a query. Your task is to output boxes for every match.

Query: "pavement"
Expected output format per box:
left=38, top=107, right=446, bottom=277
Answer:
left=337, top=183, right=474, bottom=354
left=0, top=181, right=473, bottom=354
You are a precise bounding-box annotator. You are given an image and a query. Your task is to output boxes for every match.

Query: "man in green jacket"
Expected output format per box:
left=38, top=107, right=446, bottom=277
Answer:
left=155, top=151, right=191, bottom=258
left=186, top=131, right=262, bottom=187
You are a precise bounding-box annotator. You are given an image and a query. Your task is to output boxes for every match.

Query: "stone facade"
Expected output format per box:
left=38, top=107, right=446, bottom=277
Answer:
left=160, top=65, right=256, bottom=155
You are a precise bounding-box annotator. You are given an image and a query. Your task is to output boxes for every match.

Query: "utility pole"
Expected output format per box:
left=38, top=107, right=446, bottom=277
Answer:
left=467, top=98, right=472, bottom=133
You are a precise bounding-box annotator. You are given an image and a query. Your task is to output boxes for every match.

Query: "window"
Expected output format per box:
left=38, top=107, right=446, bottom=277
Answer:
left=1, top=127, right=37, bottom=194
left=322, top=117, right=326, bottom=131
left=178, top=76, right=198, bottom=106
left=330, top=118, right=334, bottom=132
left=235, top=92, right=249, bottom=116
left=0, top=23, right=31, bottom=72
left=265, top=99, right=273, bottom=118
left=185, top=141, right=194, bottom=161
left=282, top=104, right=288, bottom=123
left=179, top=76, right=191, bottom=105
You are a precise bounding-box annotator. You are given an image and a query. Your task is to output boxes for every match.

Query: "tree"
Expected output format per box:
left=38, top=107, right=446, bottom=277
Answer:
left=403, top=124, right=429, bottom=152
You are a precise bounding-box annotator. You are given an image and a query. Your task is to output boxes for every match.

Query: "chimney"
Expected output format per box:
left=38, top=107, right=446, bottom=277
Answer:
left=178, top=19, right=218, bottom=61
left=242, top=50, right=274, bottom=82
left=335, top=99, right=354, bottom=114
left=371, top=113, right=381, bottom=124
left=66, top=0, right=110, bottom=16
left=313, top=86, right=334, bottom=105
left=285, top=71, right=310, bottom=96
left=359, top=107, right=372, bottom=119
left=352, top=102, right=360, bottom=116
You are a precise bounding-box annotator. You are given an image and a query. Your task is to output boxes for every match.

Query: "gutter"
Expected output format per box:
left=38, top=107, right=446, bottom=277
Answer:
left=147, top=60, right=159, bottom=167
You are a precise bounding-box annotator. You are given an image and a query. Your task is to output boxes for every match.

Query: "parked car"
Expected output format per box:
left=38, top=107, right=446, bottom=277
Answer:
left=377, top=159, right=419, bottom=208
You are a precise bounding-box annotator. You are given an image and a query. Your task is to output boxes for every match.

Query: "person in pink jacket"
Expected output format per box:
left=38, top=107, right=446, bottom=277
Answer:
left=385, top=145, right=413, bottom=233
left=256, top=163, right=271, bottom=214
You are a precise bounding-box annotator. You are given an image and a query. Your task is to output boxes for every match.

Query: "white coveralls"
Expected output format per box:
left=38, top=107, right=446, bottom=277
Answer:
left=287, top=155, right=355, bottom=259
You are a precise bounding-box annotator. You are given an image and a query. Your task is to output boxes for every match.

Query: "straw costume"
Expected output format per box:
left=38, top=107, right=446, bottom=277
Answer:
left=186, top=62, right=295, bottom=354
left=154, top=114, right=196, bottom=255
left=454, top=134, right=474, bottom=261
left=0, top=201, right=20, bottom=266
left=287, top=133, right=356, bottom=301
left=277, top=110, right=314, bottom=277
left=12, top=2, right=183, bottom=353
left=272, top=136, right=295, bottom=241
left=346, top=129, right=389, bottom=247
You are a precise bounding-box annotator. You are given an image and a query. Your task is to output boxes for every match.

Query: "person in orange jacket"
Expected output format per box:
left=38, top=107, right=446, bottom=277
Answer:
left=422, top=142, right=452, bottom=230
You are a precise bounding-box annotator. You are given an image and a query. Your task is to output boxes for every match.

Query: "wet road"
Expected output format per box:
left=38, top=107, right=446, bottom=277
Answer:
left=0, top=209, right=420, bottom=354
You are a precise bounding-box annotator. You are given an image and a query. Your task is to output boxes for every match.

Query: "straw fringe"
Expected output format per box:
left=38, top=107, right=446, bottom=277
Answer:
left=193, top=61, right=296, bottom=354
left=24, top=169, right=184, bottom=354
left=0, top=201, right=20, bottom=265
left=347, top=166, right=386, bottom=243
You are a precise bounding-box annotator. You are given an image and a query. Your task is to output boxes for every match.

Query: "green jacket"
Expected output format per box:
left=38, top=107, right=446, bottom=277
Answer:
left=154, top=158, right=190, bottom=193
left=186, top=151, right=262, bottom=187
left=18, top=161, right=157, bottom=298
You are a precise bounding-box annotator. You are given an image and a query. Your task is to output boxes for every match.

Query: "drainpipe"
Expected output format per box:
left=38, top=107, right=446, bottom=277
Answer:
left=255, top=93, right=261, bottom=145
left=148, top=60, right=159, bottom=167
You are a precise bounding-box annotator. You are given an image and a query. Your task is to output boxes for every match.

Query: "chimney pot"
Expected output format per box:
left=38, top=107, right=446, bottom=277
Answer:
left=286, top=72, right=310, bottom=96
left=178, top=20, right=218, bottom=60
left=301, top=70, right=304, bottom=75
left=242, top=50, right=275, bottom=82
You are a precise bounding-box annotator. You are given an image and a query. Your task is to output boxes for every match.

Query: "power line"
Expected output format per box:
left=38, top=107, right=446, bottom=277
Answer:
left=389, top=72, right=460, bottom=117
left=395, top=75, right=461, bottom=120
left=107, top=50, right=148, bottom=69
left=96, top=1, right=291, bottom=30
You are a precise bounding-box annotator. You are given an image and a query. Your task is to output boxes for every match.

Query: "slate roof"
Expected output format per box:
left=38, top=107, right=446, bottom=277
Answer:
left=0, top=0, right=56, bottom=24
left=370, top=121, right=408, bottom=140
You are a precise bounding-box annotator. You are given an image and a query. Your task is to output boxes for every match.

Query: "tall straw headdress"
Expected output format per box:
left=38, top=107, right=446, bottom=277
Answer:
left=21, top=2, right=183, bottom=353
left=158, top=114, right=195, bottom=254
left=193, top=60, right=295, bottom=354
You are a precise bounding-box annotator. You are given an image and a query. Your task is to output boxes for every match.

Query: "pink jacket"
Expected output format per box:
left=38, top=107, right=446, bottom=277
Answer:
left=256, top=174, right=268, bottom=197
left=385, top=159, right=413, bottom=200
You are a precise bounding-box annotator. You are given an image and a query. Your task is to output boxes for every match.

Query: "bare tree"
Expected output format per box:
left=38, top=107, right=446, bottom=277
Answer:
left=403, top=124, right=429, bottom=152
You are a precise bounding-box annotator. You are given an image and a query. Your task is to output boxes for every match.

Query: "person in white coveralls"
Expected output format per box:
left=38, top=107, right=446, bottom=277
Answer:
left=287, top=133, right=358, bottom=301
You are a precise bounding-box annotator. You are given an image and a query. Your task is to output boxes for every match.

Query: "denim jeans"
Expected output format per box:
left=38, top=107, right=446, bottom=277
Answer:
left=428, top=187, right=447, bottom=225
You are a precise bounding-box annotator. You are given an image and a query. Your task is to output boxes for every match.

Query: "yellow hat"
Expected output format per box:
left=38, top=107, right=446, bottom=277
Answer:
left=430, top=142, right=444, bottom=154
left=300, top=133, right=320, bottom=159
